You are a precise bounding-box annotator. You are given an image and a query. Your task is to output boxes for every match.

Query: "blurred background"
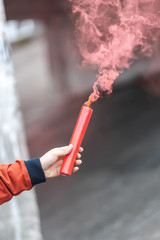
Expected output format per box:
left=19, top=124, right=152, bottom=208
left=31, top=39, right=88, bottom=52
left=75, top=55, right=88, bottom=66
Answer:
left=2, top=0, right=160, bottom=239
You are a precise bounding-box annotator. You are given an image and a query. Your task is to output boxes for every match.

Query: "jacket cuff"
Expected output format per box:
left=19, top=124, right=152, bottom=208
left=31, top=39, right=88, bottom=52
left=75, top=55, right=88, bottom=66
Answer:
left=24, top=158, right=46, bottom=186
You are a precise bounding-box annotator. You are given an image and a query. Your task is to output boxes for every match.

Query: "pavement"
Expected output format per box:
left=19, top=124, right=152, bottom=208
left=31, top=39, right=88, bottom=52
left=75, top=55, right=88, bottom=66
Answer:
left=32, top=84, right=160, bottom=240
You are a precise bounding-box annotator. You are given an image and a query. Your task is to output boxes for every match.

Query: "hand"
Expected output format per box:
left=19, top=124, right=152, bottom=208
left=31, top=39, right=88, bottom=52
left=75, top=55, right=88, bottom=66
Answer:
left=40, top=144, right=83, bottom=178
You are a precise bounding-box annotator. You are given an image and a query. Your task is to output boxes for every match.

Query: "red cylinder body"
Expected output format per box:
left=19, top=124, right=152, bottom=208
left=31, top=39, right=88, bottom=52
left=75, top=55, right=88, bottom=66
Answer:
left=60, top=106, right=93, bottom=176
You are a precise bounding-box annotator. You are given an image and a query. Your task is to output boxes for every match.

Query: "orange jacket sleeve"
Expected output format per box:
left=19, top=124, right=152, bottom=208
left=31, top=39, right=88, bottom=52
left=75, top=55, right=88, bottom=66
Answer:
left=0, top=159, right=46, bottom=205
left=0, top=160, right=32, bottom=205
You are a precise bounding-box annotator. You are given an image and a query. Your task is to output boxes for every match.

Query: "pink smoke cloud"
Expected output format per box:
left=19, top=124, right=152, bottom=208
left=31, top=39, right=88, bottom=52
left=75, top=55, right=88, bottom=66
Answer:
left=69, top=0, right=160, bottom=105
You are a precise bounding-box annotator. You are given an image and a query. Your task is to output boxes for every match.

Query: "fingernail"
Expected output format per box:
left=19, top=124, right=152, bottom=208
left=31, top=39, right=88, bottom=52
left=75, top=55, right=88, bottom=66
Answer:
left=69, top=144, right=73, bottom=147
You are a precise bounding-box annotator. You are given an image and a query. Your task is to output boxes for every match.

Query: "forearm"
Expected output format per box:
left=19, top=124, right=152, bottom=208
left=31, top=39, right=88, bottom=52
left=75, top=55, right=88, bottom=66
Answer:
left=0, top=145, right=82, bottom=205
left=0, top=159, right=46, bottom=205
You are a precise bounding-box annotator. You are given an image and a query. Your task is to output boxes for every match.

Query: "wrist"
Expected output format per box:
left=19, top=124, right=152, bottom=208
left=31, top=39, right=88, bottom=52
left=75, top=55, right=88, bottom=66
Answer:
left=24, top=158, right=46, bottom=186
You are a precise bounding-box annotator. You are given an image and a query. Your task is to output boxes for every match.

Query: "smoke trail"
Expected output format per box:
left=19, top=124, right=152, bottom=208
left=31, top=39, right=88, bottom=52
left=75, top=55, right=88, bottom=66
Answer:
left=69, top=0, right=160, bottom=105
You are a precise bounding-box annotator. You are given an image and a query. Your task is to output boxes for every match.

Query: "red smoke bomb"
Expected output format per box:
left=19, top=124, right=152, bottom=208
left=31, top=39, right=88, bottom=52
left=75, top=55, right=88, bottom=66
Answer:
left=60, top=106, right=93, bottom=176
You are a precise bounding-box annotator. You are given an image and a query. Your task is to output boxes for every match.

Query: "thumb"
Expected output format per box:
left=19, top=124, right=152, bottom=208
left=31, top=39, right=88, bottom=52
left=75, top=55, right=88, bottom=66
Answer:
left=56, top=144, right=73, bottom=157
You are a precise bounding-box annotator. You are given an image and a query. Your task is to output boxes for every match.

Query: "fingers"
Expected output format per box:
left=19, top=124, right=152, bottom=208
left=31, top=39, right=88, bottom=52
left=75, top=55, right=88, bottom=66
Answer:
left=79, top=147, right=84, bottom=153
left=77, top=153, right=81, bottom=158
left=77, top=147, right=83, bottom=159
left=72, top=160, right=82, bottom=173
left=75, top=159, right=82, bottom=165
left=58, top=159, right=82, bottom=174
left=54, top=144, right=73, bottom=157
left=54, top=145, right=83, bottom=158
left=73, top=159, right=82, bottom=173
left=73, top=166, right=79, bottom=173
